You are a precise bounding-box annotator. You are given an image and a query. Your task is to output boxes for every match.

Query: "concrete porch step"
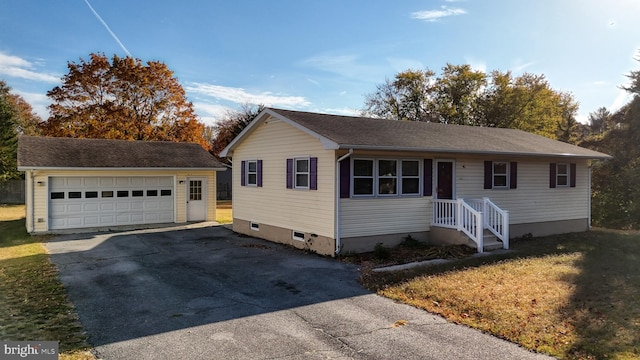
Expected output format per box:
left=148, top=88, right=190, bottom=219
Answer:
left=467, top=230, right=503, bottom=251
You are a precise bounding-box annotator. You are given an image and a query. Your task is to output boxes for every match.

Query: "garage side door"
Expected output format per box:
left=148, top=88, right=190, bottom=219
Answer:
left=49, top=176, right=174, bottom=230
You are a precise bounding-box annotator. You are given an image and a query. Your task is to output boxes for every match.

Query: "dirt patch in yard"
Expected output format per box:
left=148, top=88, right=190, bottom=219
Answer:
left=338, top=237, right=476, bottom=269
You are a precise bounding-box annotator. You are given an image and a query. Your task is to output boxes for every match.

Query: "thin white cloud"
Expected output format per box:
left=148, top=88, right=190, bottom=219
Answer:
left=610, top=88, right=631, bottom=111
left=192, top=103, right=235, bottom=126
left=511, top=61, right=535, bottom=73
left=411, top=6, right=466, bottom=22
left=322, top=107, right=360, bottom=116
left=0, top=52, right=59, bottom=83
left=84, top=0, right=132, bottom=57
left=575, top=113, right=588, bottom=124
left=306, top=78, right=320, bottom=86
left=465, top=58, right=487, bottom=73
left=186, top=83, right=310, bottom=107
left=299, top=54, right=383, bottom=80
left=13, top=90, right=50, bottom=120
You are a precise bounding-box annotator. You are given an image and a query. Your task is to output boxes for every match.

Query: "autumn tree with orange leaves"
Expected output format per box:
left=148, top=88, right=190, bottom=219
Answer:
left=42, top=53, right=209, bottom=149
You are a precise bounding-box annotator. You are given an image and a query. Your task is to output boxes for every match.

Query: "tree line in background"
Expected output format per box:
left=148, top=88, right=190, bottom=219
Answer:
left=582, top=62, right=640, bottom=229
left=0, top=80, right=40, bottom=181
left=2, top=52, right=640, bottom=229
left=362, top=64, right=581, bottom=142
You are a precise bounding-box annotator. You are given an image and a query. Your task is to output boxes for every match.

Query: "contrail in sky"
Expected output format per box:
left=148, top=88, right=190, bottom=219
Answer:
left=83, top=0, right=132, bottom=57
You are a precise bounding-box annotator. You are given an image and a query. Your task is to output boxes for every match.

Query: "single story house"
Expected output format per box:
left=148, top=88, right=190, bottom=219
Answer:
left=17, top=136, right=226, bottom=233
left=220, top=108, right=611, bottom=256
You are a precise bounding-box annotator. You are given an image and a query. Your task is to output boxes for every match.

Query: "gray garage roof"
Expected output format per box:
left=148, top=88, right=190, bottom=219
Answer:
left=222, top=108, right=610, bottom=159
left=18, top=136, right=226, bottom=170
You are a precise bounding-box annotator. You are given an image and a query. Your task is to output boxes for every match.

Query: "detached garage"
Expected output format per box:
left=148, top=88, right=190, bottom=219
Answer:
left=17, top=136, right=226, bottom=233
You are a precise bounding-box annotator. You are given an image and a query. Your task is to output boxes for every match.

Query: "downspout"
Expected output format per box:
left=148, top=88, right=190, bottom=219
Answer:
left=29, top=170, right=35, bottom=233
left=335, top=149, right=353, bottom=255
left=588, top=163, right=592, bottom=229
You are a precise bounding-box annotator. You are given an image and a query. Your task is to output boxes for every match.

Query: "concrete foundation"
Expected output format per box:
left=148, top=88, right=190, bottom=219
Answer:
left=340, top=231, right=429, bottom=254
left=233, top=218, right=336, bottom=256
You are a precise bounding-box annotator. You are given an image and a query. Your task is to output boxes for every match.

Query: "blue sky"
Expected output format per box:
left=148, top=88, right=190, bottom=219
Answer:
left=1, top=0, right=639, bottom=125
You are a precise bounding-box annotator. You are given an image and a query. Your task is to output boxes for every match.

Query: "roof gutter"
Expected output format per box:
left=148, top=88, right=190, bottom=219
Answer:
left=336, top=144, right=612, bottom=160
left=17, top=166, right=228, bottom=172
left=334, top=149, right=353, bottom=255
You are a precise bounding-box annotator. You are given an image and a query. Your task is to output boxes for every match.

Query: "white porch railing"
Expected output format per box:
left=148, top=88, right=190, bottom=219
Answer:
left=432, top=198, right=509, bottom=252
left=459, top=200, right=484, bottom=253
left=432, top=199, right=458, bottom=229
left=482, top=197, right=510, bottom=249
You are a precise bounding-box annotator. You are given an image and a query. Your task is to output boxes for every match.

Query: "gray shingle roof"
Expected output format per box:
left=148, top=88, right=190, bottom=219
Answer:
left=18, top=136, right=226, bottom=169
left=267, top=108, right=611, bottom=159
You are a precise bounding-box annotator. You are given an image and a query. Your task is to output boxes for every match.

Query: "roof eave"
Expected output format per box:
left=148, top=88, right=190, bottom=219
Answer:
left=17, top=166, right=227, bottom=172
left=337, top=144, right=612, bottom=159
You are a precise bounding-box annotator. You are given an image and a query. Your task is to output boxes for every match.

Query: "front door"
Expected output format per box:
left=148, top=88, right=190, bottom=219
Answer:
left=186, top=178, right=206, bottom=221
left=436, top=161, right=454, bottom=199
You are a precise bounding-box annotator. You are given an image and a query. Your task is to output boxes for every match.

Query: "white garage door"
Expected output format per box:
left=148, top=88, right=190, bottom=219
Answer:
left=48, top=176, right=174, bottom=230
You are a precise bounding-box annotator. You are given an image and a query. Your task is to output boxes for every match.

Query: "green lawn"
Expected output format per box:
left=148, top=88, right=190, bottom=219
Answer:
left=363, top=230, right=640, bottom=359
left=0, top=205, right=94, bottom=360
left=216, top=200, right=232, bottom=224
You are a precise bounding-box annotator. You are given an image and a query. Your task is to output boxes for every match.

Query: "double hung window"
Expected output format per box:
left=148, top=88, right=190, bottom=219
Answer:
left=352, top=158, right=421, bottom=197
left=401, top=160, right=420, bottom=195
left=493, top=162, right=508, bottom=189
left=353, top=159, right=374, bottom=195
left=241, top=160, right=262, bottom=187
left=294, top=158, right=309, bottom=189
left=556, top=163, right=569, bottom=187
left=246, top=160, right=258, bottom=186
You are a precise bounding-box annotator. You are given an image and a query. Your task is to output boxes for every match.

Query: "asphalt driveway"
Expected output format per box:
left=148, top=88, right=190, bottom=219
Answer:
left=46, top=223, right=553, bottom=360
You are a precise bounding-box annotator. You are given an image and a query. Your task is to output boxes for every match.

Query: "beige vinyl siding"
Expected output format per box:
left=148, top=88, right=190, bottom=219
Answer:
left=338, top=153, right=590, bottom=238
left=29, top=169, right=216, bottom=232
left=32, top=171, right=49, bottom=232
left=454, top=157, right=590, bottom=224
left=232, top=118, right=335, bottom=238
left=340, top=197, right=431, bottom=238
left=24, top=170, right=33, bottom=232
left=175, top=171, right=217, bottom=222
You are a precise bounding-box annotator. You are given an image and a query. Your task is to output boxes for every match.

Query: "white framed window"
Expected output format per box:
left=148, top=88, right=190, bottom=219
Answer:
left=493, top=161, right=509, bottom=189
left=292, top=231, right=305, bottom=241
left=250, top=222, right=260, bottom=231
left=246, top=160, right=258, bottom=186
left=353, top=159, right=374, bottom=196
left=378, top=159, right=398, bottom=195
left=294, top=157, right=309, bottom=189
left=401, top=160, right=421, bottom=195
left=556, top=163, right=569, bottom=187
left=352, top=158, right=422, bottom=197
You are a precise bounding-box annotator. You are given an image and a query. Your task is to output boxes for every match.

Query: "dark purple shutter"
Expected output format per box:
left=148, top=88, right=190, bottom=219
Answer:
left=423, top=159, right=433, bottom=196
left=257, top=160, right=263, bottom=187
left=241, top=160, right=246, bottom=186
left=550, top=163, right=557, bottom=188
left=310, top=157, right=318, bottom=190
left=484, top=161, right=492, bottom=189
left=570, top=163, right=577, bottom=187
left=509, top=162, right=517, bottom=189
left=286, top=158, right=293, bottom=189
left=339, top=159, right=350, bottom=198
